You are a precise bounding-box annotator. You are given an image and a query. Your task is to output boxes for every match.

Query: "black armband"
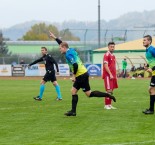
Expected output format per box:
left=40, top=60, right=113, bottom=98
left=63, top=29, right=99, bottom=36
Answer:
left=73, top=63, right=78, bottom=75
left=152, top=66, right=155, bottom=71
left=55, top=38, right=62, bottom=45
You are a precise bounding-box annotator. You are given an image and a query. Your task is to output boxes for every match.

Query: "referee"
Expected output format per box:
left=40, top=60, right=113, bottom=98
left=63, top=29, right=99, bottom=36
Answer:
left=29, top=47, right=62, bottom=101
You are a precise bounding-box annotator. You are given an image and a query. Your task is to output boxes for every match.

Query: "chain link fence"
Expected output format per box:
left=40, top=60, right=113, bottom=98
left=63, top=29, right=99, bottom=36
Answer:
left=1, top=28, right=154, bottom=65
left=0, top=54, right=87, bottom=65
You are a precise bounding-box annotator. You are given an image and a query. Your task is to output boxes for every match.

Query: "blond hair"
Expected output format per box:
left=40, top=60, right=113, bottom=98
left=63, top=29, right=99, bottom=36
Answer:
left=60, top=42, right=69, bottom=48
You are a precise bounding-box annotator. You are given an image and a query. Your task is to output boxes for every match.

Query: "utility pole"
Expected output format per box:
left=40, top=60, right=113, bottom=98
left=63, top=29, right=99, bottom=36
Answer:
left=98, top=0, right=101, bottom=48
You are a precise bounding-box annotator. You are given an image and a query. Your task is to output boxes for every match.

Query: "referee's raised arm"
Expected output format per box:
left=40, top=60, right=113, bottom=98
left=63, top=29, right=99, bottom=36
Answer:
left=49, top=31, right=62, bottom=45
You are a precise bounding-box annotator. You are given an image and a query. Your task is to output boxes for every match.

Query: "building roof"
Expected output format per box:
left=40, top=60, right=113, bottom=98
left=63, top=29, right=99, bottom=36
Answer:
left=94, top=37, right=155, bottom=52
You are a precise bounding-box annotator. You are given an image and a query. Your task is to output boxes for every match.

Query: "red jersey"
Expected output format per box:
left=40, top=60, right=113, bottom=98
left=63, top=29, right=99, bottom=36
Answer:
left=102, top=51, right=117, bottom=79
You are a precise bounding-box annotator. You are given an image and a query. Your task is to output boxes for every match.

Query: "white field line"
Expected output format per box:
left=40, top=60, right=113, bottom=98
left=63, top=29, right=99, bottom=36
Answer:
left=0, top=106, right=37, bottom=110
left=101, top=140, right=155, bottom=145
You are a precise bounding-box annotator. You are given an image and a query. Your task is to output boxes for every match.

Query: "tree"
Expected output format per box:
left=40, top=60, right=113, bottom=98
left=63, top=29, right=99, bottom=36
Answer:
left=22, top=23, right=80, bottom=41
left=22, top=23, right=58, bottom=41
left=0, top=31, right=11, bottom=57
left=22, top=23, right=59, bottom=41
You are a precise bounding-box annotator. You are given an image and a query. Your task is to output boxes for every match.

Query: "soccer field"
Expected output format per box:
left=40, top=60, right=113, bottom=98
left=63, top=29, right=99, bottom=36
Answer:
left=0, top=77, right=155, bottom=145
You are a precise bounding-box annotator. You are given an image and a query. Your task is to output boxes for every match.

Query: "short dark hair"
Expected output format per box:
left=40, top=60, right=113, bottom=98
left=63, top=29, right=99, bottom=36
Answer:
left=144, top=35, right=152, bottom=44
left=108, top=42, right=115, bottom=46
left=41, top=47, right=47, bottom=51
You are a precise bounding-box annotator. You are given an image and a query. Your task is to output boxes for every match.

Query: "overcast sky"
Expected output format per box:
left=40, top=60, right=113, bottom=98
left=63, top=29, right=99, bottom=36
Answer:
left=0, top=0, right=155, bottom=28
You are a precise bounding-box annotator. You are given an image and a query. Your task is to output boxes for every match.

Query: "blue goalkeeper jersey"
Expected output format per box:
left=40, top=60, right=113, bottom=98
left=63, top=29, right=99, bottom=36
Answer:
left=65, top=48, right=87, bottom=77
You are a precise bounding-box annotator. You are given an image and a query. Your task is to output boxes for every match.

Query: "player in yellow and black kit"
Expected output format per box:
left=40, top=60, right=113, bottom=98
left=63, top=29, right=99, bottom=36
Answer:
left=142, top=35, right=155, bottom=114
left=49, top=31, right=116, bottom=116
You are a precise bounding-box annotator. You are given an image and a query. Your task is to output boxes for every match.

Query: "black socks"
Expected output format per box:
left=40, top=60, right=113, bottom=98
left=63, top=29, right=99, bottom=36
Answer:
left=89, top=91, right=116, bottom=102
left=149, top=95, right=155, bottom=111
left=72, top=94, right=78, bottom=113
left=89, top=91, right=110, bottom=97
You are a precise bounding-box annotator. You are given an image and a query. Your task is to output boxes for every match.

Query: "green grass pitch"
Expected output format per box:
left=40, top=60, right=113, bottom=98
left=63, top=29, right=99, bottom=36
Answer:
left=0, top=78, right=155, bottom=145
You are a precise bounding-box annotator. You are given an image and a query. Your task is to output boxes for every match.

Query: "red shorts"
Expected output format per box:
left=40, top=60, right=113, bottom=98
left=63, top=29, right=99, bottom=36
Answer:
left=104, top=76, right=118, bottom=91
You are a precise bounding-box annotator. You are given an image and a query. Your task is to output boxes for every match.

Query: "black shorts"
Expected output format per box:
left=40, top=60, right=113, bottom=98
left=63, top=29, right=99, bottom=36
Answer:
left=150, top=76, right=155, bottom=87
left=73, top=72, right=90, bottom=92
left=43, top=70, right=56, bottom=82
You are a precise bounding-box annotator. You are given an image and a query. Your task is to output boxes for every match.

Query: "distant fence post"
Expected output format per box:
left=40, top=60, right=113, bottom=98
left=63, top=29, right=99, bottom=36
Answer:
left=2, top=57, right=5, bottom=64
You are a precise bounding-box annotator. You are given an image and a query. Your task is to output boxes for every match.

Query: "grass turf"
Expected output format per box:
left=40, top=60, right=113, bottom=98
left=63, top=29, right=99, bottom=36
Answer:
left=0, top=78, right=155, bottom=145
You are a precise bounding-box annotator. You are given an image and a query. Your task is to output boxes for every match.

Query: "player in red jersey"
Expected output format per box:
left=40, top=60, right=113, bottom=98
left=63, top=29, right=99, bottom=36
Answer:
left=102, top=42, right=118, bottom=109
